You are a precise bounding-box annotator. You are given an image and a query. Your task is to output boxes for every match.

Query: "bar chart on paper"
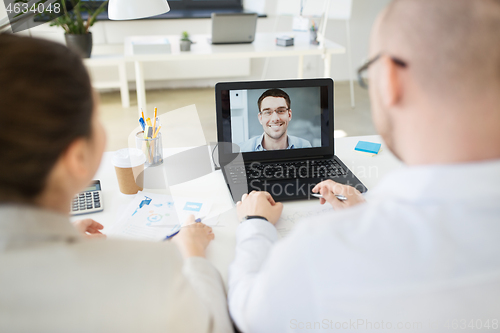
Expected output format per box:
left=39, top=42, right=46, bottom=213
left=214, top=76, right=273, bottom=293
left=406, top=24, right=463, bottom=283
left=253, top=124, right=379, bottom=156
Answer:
left=107, top=192, right=213, bottom=241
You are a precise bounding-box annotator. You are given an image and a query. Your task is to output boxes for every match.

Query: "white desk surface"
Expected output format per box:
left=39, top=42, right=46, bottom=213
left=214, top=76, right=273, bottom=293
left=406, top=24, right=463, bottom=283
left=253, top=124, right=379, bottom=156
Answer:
left=124, top=32, right=346, bottom=62
left=72, top=135, right=402, bottom=284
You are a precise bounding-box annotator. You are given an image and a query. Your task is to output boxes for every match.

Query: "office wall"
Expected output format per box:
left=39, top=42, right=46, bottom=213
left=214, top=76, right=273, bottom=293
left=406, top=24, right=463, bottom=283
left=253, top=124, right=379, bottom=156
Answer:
left=247, top=0, right=391, bottom=82
left=4, top=0, right=391, bottom=90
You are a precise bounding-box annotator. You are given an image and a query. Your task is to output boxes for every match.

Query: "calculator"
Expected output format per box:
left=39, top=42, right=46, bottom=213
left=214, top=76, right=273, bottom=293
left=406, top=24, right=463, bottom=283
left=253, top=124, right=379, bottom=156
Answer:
left=71, top=180, right=103, bottom=216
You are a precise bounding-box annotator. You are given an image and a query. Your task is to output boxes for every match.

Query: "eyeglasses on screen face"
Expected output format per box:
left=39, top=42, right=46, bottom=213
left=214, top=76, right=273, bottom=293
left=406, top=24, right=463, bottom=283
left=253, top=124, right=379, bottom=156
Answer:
left=357, top=54, right=408, bottom=89
left=260, top=107, right=290, bottom=117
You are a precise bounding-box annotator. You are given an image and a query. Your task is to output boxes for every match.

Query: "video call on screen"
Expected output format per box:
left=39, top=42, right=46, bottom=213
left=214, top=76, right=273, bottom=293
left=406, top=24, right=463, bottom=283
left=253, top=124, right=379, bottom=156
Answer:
left=227, top=86, right=328, bottom=153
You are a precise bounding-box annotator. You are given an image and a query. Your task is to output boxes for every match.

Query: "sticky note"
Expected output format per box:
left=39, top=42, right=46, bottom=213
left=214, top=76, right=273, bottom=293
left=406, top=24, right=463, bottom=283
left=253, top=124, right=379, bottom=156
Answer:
left=355, top=141, right=381, bottom=154
left=184, top=202, right=203, bottom=212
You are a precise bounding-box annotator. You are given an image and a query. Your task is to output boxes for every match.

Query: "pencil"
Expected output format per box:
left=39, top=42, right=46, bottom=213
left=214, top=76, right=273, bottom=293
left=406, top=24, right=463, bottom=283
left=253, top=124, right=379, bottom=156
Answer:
left=154, top=107, right=157, bottom=133
left=153, top=125, right=162, bottom=139
left=141, top=109, right=145, bottom=122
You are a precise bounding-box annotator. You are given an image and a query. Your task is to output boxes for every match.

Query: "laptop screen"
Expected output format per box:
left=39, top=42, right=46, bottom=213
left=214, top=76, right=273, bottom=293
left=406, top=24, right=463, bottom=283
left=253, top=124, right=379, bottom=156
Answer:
left=216, top=79, right=334, bottom=164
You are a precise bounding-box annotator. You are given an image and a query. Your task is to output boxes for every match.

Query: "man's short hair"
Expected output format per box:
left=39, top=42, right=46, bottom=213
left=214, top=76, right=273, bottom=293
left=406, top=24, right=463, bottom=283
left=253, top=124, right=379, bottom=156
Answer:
left=257, top=89, right=291, bottom=112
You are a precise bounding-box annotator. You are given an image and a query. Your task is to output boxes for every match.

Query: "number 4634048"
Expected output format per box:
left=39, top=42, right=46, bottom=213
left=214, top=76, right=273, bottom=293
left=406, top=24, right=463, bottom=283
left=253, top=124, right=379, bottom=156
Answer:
left=444, top=319, right=498, bottom=330
left=6, top=2, right=61, bottom=15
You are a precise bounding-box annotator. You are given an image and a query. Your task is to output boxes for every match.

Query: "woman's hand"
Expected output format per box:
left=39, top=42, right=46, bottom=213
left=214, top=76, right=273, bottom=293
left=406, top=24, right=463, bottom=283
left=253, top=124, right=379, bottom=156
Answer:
left=72, top=219, right=106, bottom=239
left=172, top=215, right=215, bottom=258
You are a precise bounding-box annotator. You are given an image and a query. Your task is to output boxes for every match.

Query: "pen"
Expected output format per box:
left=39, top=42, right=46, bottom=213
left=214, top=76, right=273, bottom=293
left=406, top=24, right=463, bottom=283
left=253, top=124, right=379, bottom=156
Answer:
left=164, top=218, right=202, bottom=241
left=311, top=193, right=348, bottom=201
left=139, top=118, right=146, bottom=131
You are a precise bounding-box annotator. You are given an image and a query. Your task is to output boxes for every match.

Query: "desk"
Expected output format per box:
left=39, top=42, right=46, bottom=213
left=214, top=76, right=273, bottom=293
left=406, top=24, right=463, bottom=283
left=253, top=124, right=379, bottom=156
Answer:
left=72, top=135, right=402, bottom=283
left=84, top=54, right=130, bottom=108
left=124, top=32, right=347, bottom=114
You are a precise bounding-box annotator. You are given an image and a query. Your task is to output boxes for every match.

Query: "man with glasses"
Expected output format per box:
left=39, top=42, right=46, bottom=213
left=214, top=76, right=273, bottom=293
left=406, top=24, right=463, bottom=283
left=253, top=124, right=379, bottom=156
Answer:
left=228, top=0, right=500, bottom=332
left=239, top=89, right=312, bottom=152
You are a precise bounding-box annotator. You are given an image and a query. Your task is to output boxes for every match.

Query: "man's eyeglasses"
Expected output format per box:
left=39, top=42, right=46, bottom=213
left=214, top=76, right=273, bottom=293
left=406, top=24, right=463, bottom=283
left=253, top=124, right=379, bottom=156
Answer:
left=357, top=54, right=408, bottom=89
left=260, top=107, right=289, bottom=117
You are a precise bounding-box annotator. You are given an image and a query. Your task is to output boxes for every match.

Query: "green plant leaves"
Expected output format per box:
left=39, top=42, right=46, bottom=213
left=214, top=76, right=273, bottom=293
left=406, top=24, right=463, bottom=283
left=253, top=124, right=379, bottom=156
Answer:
left=2, top=0, right=108, bottom=34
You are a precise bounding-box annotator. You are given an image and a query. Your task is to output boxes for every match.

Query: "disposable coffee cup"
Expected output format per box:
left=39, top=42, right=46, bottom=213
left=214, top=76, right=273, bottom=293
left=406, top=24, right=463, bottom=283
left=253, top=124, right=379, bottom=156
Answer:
left=112, top=148, right=146, bottom=195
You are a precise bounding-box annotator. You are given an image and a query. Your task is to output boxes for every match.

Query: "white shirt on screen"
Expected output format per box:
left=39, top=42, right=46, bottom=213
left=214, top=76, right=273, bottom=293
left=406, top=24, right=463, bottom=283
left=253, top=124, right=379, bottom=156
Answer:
left=239, top=133, right=312, bottom=152
left=228, top=159, right=500, bottom=332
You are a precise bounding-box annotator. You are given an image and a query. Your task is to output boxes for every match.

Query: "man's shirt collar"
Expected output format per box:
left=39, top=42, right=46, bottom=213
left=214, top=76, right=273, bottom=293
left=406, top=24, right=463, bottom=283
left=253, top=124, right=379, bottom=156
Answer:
left=255, top=133, right=294, bottom=151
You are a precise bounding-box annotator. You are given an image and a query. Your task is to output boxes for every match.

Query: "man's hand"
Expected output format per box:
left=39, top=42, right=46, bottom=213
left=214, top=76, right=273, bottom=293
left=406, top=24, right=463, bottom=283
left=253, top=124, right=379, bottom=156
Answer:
left=72, top=219, right=106, bottom=239
left=236, top=191, right=283, bottom=225
left=172, top=215, right=215, bottom=258
left=312, top=180, right=366, bottom=210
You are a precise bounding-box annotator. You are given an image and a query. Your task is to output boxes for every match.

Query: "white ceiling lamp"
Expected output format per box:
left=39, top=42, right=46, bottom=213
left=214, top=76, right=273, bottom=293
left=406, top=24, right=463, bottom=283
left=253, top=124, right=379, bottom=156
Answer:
left=108, top=0, right=170, bottom=20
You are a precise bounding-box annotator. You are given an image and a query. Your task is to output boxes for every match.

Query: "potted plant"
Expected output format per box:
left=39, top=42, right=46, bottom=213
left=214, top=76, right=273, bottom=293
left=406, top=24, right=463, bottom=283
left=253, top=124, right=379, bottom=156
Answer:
left=180, top=31, right=193, bottom=52
left=50, top=0, right=108, bottom=58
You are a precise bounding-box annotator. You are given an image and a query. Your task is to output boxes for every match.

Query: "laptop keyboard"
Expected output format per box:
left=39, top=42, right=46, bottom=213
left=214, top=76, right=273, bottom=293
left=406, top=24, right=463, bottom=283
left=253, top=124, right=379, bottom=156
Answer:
left=227, top=159, right=347, bottom=183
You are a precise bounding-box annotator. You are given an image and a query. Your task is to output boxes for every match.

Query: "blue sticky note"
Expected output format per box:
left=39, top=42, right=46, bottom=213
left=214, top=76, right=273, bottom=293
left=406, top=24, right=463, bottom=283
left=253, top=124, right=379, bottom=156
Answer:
left=184, top=202, right=202, bottom=212
left=355, top=141, right=381, bottom=154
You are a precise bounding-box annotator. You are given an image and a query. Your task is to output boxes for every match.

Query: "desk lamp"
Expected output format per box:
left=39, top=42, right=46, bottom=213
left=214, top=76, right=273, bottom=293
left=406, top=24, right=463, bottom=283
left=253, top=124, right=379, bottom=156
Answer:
left=108, top=0, right=170, bottom=20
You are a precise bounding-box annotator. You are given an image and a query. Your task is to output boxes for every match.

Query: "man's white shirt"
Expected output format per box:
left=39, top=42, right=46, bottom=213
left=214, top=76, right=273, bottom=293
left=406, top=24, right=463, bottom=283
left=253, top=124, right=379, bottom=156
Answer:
left=228, top=159, right=500, bottom=332
left=239, top=133, right=312, bottom=152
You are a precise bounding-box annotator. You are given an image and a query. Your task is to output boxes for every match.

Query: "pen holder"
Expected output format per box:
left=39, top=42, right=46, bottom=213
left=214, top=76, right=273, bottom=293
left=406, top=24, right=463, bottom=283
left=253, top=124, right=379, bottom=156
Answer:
left=136, top=131, right=163, bottom=167
left=310, top=29, right=318, bottom=45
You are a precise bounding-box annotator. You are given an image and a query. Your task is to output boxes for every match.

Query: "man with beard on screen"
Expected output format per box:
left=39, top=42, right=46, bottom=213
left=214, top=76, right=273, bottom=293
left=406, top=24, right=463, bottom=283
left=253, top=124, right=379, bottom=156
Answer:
left=239, top=89, right=312, bottom=152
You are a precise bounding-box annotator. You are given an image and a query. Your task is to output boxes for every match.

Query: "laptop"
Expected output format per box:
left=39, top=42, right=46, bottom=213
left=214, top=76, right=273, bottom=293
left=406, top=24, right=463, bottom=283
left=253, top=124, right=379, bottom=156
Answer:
left=215, top=78, right=368, bottom=202
left=211, top=13, right=258, bottom=44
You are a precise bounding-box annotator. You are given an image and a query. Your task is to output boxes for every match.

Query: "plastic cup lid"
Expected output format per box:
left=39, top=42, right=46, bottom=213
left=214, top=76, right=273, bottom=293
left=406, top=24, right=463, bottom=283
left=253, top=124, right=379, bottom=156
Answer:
left=112, top=148, right=146, bottom=168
